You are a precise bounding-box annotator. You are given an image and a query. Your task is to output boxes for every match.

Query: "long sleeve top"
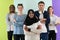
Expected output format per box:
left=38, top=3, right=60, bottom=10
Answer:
left=13, top=13, right=26, bottom=34
left=6, top=13, right=16, bottom=31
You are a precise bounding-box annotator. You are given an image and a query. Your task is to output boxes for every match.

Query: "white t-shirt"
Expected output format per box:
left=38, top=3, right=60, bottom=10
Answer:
left=39, top=11, right=47, bottom=33
left=49, top=14, right=59, bottom=33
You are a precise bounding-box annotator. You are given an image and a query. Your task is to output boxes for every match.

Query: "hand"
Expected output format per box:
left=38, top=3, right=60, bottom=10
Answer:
left=55, top=23, right=60, bottom=25
left=24, top=26, right=29, bottom=32
left=49, top=24, right=53, bottom=26
left=14, top=19, right=16, bottom=23
left=11, top=25, right=14, bottom=30
left=28, top=28, right=31, bottom=32
left=40, top=18, right=46, bottom=23
left=37, top=25, right=41, bottom=29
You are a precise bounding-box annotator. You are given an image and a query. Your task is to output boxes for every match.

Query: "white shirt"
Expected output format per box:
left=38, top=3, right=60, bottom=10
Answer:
left=49, top=14, right=58, bottom=33
left=6, top=13, right=15, bottom=31
left=39, top=11, right=47, bottom=33
left=9, top=13, right=15, bottom=22
left=39, top=11, right=44, bottom=19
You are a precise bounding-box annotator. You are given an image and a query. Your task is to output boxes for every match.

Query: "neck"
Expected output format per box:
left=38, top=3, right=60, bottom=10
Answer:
left=39, top=10, right=44, bottom=14
left=50, top=12, right=53, bottom=16
left=18, top=11, right=22, bottom=15
left=39, top=9, right=44, bottom=12
left=18, top=11, right=22, bottom=13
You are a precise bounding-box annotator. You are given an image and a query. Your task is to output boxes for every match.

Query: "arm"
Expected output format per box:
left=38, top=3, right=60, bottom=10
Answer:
left=16, top=21, right=24, bottom=25
left=55, top=15, right=60, bottom=25
left=37, top=21, right=42, bottom=29
left=15, top=14, right=27, bottom=25
left=45, top=12, right=50, bottom=32
left=44, top=12, right=50, bottom=31
left=23, top=25, right=30, bottom=32
left=37, top=25, right=41, bottom=29
left=6, top=14, right=11, bottom=26
left=30, top=21, right=42, bottom=34
left=45, top=13, right=50, bottom=25
left=40, top=18, right=46, bottom=23
left=13, top=14, right=23, bottom=25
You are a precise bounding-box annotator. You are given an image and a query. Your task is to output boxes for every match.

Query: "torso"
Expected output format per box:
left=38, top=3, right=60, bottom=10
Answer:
left=7, top=13, right=15, bottom=31
left=49, top=14, right=57, bottom=33
left=13, top=13, right=26, bottom=34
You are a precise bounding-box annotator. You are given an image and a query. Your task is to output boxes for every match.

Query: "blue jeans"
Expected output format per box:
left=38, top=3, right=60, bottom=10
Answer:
left=40, top=33, right=48, bottom=40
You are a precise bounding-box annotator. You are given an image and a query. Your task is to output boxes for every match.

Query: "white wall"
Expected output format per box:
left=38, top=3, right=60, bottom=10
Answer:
left=14, top=0, right=52, bottom=14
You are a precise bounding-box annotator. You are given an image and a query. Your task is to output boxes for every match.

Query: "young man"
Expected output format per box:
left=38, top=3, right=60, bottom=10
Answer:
left=13, top=4, right=26, bottom=40
left=35, top=1, right=50, bottom=40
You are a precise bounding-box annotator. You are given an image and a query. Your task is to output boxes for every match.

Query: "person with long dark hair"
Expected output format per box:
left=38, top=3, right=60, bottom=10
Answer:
left=23, top=9, right=42, bottom=40
left=6, top=5, right=16, bottom=40
left=47, top=6, right=60, bottom=40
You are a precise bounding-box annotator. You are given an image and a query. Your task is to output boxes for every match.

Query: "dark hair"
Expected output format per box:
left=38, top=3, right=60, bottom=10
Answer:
left=38, top=1, right=45, bottom=5
left=17, top=4, right=23, bottom=7
left=9, top=4, right=15, bottom=13
left=27, top=9, right=35, bottom=16
left=47, top=6, right=54, bottom=14
left=24, top=9, right=39, bottom=26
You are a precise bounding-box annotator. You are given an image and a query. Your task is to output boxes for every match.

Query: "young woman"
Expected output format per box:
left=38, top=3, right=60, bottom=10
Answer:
left=13, top=4, right=26, bottom=40
left=6, top=5, right=16, bottom=40
left=23, top=9, right=42, bottom=40
left=47, top=6, right=60, bottom=40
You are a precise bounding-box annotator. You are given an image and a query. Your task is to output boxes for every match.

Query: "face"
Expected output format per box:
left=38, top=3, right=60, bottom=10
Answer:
left=49, top=7, right=53, bottom=14
left=38, top=3, right=45, bottom=11
left=29, top=11, right=34, bottom=18
left=10, top=6, right=15, bottom=12
left=17, top=6, right=23, bottom=12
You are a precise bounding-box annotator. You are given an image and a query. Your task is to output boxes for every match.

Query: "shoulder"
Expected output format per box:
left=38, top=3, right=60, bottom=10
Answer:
left=44, top=11, right=48, bottom=14
left=53, top=14, right=59, bottom=18
left=35, top=10, right=38, bottom=12
left=44, top=11, right=49, bottom=16
left=23, top=14, right=27, bottom=16
left=35, top=10, right=39, bottom=13
left=35, top=10, right=40, bottom=16
left=23, top=14, right=27, bottom=17
left=6, top=13, right=10, bottom=17
left=34, top=21, right=42, bottom=25
left=15, top=12, right=17, bottom=14
left=14, top=13, right=17, bottom=19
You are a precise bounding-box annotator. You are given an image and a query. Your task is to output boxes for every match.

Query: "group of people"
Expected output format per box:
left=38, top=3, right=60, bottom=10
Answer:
left=6, top=1, right=60, bottom=40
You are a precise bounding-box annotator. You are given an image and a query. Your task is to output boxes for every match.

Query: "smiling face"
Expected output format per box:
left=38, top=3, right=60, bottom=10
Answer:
left=29, top=11, right=34, bottom=18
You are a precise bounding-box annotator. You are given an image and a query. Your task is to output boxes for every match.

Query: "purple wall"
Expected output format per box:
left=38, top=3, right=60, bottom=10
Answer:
left=52, top=0, right=60, bottom=40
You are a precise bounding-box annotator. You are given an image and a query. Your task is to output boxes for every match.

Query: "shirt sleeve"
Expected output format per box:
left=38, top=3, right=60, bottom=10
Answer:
left=37, top=21, right=42, bottom=26
left=14, top=14, right=27, bottom=26
left=54, top=15, right=60, bottom=24
left=6, top=14, right=11, bottom=26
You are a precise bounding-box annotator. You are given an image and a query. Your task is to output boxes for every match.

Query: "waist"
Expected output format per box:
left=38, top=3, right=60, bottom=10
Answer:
left=49, top=24, right=56, bottom=26
left=49, top=30, right=55, bottom=32
left=49, top=30, right=56, bottom=33
left=14, top=24, right=23, bottom=27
